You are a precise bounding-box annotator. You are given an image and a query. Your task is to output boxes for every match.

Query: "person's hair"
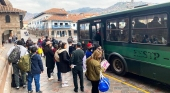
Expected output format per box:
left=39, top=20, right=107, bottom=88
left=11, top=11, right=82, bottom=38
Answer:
left=45, top=36, right=48, bottom=39
left=61, top=42, right=67, bottom=49
left=43, top=45, right=51, bottom=54
left=31, top=47, right=37, bottom=53
left=91, top=49, right=102, bottom=61
left=17, top=40, right=23, bottom=45
left=54, top=44, right=58, bottom=49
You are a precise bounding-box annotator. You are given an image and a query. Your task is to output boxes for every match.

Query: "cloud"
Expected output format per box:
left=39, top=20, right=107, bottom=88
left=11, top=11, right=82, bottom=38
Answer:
left=9, top=0, right=170, bottom=13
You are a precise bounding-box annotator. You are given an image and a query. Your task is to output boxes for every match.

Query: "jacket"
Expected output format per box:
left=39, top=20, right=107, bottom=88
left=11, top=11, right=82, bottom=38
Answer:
left=58, top=49, right=71, bottom=73
left=70, top=48, right=84, bottom=66
left=44, top=48, right=55, bottom=68
left=85, top=49, right=92, bottom=59
left=85, top=57, right=104, bottom=81
left=30, top=54, right=44, bottom=74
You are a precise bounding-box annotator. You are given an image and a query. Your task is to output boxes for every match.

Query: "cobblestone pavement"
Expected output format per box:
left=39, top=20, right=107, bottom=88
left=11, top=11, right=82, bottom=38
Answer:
left=10, top=30, right=170, bottom=93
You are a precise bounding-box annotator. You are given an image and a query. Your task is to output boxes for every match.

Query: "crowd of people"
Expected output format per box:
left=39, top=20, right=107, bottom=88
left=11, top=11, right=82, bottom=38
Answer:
left=7, top=35, right=106, bottom=93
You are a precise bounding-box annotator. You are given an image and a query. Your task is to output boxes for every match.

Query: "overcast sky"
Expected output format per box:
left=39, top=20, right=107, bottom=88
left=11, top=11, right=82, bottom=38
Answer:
left=10, top=0, right=170, bottom=13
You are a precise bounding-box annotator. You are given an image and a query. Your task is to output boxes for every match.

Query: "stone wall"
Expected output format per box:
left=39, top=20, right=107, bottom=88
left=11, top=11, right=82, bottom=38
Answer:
left=0, top=13, right=21, bottom=47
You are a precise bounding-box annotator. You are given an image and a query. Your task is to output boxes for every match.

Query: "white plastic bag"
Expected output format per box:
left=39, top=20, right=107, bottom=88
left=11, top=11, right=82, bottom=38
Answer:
left=83, top=55, right=86, bottom=72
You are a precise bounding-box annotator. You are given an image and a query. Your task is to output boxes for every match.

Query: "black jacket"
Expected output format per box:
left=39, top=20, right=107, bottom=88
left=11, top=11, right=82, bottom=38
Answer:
left=44, top=48, right=55, bottom=68
left=70, top=48, right=84, bottom=66
left=30, top=54, right=44, bottom=74
left=58, top=49, right=71, bottom=73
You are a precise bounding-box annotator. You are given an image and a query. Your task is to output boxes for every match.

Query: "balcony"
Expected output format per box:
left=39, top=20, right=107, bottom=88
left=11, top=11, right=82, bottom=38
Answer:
left=52, top=25, right=71, bottom=29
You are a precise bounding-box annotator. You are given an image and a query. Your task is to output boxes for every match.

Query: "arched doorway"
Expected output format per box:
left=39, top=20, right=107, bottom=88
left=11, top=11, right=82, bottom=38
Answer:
left=2, top=30, right=12, bottom=43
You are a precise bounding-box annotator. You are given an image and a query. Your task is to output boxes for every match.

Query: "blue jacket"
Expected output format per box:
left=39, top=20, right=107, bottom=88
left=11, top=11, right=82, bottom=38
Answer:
left=86, top=50, right=92, bottom=59
left=30, top=54, right=44, bottom=74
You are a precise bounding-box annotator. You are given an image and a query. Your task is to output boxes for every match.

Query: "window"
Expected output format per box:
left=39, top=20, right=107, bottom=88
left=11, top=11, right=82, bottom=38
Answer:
left=60, top=23, right=63, bottom=25
left=106, top=18, right=129, bottom=42
left=65, top=23, right=68, bottom=25
left=51, top=31, right=54, bottom=35
left=132, top=14, right=167, bottom=44
left=54, top=23, right=58, bottom=25
left=5, top=15, right=10, bottom=23
left=73, top=24, right=75, bottom=27
left=80, top=23, right=90, bottom=39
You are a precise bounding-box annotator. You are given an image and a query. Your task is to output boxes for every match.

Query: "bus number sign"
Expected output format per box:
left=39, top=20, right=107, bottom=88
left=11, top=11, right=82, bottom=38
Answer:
left=134, top=50, right=160, bottom=60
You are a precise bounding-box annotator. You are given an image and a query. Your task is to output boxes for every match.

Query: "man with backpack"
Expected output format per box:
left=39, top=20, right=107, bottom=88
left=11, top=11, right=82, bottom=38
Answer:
left=27, top=47, right=44, bottom=93
left=7, top=40, right=28, bottom=89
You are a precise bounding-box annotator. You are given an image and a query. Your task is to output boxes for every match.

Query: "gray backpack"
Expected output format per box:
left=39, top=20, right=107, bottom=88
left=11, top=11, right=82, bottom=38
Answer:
left=8, top=46, right=21, bottom=63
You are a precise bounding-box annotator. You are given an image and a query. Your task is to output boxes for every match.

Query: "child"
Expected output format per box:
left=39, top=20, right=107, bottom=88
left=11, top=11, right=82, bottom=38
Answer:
left=37, top=46, right=43, bottom=57
left=27, top=47, right=44, bottom=93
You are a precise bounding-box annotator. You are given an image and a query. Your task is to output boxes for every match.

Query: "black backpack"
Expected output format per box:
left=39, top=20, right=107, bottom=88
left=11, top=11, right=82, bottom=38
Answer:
left=8, top=46, right=20, bottom=63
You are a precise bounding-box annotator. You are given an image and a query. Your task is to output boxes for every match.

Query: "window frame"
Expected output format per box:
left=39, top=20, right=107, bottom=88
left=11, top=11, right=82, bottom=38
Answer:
left=131, top=12, right=169, bottom=46
left=79, top=22, right=90, bottom=40
left=5, top=15, right=10, bottom=23
left=106, top=17, right=129, bottom=42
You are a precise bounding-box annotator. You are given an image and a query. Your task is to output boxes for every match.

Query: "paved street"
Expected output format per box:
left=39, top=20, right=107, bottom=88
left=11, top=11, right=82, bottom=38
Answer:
left=9, top=30, right=170, bottom=93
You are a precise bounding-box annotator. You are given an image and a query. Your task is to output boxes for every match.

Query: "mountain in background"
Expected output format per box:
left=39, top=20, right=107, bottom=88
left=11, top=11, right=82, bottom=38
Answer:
left=23, top=13, right=38, bottom=21
left=24, top=1, right=155, bottom=21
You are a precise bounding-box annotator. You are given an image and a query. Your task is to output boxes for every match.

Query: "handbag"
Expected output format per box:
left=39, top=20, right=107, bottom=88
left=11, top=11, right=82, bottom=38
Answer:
left=98, top=72, right=110, bottom=92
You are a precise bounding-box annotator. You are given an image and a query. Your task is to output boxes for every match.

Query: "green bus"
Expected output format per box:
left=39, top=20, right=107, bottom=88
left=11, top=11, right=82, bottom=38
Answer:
left=77, top=3, right=170, bottom=85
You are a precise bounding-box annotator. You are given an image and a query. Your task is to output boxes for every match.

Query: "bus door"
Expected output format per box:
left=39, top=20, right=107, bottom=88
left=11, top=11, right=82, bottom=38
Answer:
left=91, top=23, right=104, bottom=47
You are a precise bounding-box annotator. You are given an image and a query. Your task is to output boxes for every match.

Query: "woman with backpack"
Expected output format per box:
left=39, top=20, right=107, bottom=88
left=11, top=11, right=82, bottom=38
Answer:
left=58, top=42, right=71, bottom=87
left=43, top=41, right=55, bottom=80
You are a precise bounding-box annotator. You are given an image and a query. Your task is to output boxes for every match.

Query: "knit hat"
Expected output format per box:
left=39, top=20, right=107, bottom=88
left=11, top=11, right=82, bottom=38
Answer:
left=87, top=43, right=92, bottom=48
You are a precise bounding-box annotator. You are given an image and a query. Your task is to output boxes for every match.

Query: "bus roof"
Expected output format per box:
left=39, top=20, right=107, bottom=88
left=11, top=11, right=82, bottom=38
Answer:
left=78, top=2, right=170, bottom=22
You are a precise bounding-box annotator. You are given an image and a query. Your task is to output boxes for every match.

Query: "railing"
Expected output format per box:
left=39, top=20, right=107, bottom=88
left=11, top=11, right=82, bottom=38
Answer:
left=52, top=25, right=71, bottom=29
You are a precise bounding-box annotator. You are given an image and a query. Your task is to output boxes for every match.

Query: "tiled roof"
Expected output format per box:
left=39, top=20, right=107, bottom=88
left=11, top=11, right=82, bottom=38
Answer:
left=47, top=15, right=72, bottom=21
left=0, top=4, right=26, bottom=13
left=44, top=8, right=67, bottom=14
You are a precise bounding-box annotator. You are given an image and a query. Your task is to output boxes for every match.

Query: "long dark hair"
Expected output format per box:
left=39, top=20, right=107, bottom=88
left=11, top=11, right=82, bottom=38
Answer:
left=61, top=42, right=67, bottom=49
left=43, top=44, right=52, bottom=54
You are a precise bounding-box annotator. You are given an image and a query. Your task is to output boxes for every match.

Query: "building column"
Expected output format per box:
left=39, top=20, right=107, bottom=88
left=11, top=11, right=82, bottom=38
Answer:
left=48, top=29, right=52, bottom=37
left=71, top=29, right=74, bottom=37
left=54, top=31, right=56, bottom=38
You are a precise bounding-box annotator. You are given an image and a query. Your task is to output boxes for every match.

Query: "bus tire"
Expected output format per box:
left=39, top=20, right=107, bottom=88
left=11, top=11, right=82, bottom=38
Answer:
left=111, top=57, right=126, bottom=76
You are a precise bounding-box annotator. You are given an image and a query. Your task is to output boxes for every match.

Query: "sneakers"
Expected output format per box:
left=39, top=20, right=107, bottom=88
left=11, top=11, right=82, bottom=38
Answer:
left=23, top=85, right=26, bottom=88
left=36, top=91, right=42, bottom=93
left=48, top=76, right=54, bottom=80
left=16, top=86, right=19, bottom=89
left=28, top=90, right=33, bottom=93
left=62, top=83, right=69, bottom=87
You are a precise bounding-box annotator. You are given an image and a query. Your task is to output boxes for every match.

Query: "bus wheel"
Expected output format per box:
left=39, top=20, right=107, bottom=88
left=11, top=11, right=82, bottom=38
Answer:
left=111, top=57, right=126, bottom=76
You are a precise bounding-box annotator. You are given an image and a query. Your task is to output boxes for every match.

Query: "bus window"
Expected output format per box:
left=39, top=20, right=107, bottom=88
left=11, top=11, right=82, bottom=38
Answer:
left=106, top=18, right=129, bottom=42
left=80, top=23, right=90, bottom=39
left=132, top=14, right=168, bottom=44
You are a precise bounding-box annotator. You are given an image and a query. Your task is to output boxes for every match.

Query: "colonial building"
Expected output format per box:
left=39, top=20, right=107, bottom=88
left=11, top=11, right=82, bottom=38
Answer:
left=28, top=8, right=98, bottom=37
left=0, top=0, right=26, bottom=47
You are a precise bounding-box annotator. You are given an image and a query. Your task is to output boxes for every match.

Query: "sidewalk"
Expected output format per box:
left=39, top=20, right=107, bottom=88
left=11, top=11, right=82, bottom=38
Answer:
left=11, top=58, right=92, bottom=93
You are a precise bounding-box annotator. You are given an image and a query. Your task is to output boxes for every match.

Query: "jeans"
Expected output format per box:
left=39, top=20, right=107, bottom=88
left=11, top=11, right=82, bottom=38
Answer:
left=12, top=64, right=26, bottom=86
left=72, top=66, right=84, bottom=90
left=91, top=80, right=99, bottom=93
left=27, top=73, right=40, bottom=92
left=56, top=62, right=61, bottom=80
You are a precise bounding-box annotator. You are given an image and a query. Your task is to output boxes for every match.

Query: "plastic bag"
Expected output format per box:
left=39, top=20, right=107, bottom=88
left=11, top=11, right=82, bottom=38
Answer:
left=83, top=55, right=86, bottom=72
left=98, top=72, right=110, bottom=92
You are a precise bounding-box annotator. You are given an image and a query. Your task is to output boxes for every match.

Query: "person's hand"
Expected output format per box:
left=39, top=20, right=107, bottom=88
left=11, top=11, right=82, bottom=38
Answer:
left=41, top=71, right=43, bottom=74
